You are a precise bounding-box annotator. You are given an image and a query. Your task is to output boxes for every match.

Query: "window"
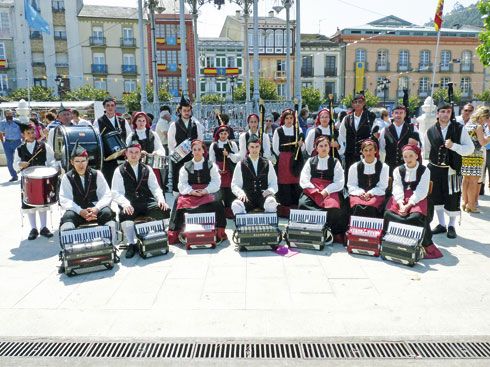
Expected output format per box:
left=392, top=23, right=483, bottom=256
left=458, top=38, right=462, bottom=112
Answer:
left=123, top=54, right=135, bottom=65
left=276, top=60, right=285, bottom=71
left=124, top=79, right=136, bottom=93
left=419, top=77, right=429, bottom=95
left=236, top=56, right=242, bottom=68
left=200, top=81, right=206, bottom=93
left=325, top=81, right=336, bottom=100
left=376, top=49, right=389, bottom=71
left=0, top=11, right=10, bottom=36
left=461, top=50, right=472, bottom=71
left=167, top=50, right=178, bottom=70
left=325, top=55, right=336, bottom=76
left=227, top=56, right=236, bottom=68
left=157, top=50, right=165, bottom=64
left=440, top=77, right=451, bottom=89
left=355, top=48, right=366, bottom=62
left=0, top=43, right=5, bottom=59
left=376, top=77, right=389, bottom=97
left=94, top=78, right=107, bottom=90
left=93, top=53, right=105, bottom=65
left=92, top=26, right=103, bottom=39
left=440, top=50, right=451, bottom=71
left=460, top=77, right=471, bottom=95
left=0, top=74, right=8, bottom=91
left=274, top=30, right=284, bottom=48
left=302, top=81, right=312, bottom=88
left=259, top=29, right=265, bottom=47
left=34, top=78, right=47, bottom=87
left=216, top=79, right=227, bottom=95
left=216, top=56, right=226, bottom=67
left=398, top=76, right=409, bottom=90
left=420, top=50, right=431, bottom=69
left=122, top=27, right=133, bottom=40
left=52, top=0, right=64, bottom=11
left=55, top=52, right=68, bottom=67
left=206, top=56, right=215, bottom=68
left=266, top=30, right=274, bottom=49
left=277, top=83, right=285, bottom=97
left=301, top=55, right=313, bottom=77
left=399, top=50, right=409, bottom=66
left=155, top=24, right=165, bottom=38
left=54, top=26, right=66, bottom=40
left=32, top=52, right=44, bottom=64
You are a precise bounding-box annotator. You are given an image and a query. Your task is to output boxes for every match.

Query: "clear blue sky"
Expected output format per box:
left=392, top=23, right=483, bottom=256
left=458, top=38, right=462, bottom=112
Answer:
left=84, top=0, right=479, bottom=38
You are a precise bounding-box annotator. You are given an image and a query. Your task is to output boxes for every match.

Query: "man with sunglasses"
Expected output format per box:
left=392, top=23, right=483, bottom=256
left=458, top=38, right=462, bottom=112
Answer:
left=456, top=103, right=474, bottom=125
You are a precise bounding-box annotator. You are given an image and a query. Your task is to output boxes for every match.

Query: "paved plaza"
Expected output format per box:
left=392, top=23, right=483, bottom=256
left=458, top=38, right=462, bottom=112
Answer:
left=0, top=165, right=489, bottom=341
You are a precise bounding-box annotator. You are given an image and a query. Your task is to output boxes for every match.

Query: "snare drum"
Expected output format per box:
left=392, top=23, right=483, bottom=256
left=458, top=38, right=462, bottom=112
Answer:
left=145, top=154, right=168, bottom=170
left=53, top=125, right=103, bottom=171
left=102, top=131, right=127, bottom=161
left=21, top=166, right=59, bottom=207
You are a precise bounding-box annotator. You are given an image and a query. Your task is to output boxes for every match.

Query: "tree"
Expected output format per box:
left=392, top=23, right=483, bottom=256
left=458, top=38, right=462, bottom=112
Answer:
left=477, top=0, right=490, bottom=66
left=432, top=87, right=462, bottom=104
left=397, top=95, right=422, bottom=116
left=233, top=78, right=279, bottom=101
left=9, top=86, right=57, bottom=101
left=301, top=87, right=323, bottom=112
left=200, top=94, right=225, bottom=104
left=474, top=90, right=490, bottom=103
left=122, top=84, right=172, bottom=112
left=425, top=3, right=483, bottom=28
left=341, top=91, right=380, bottom=108
left=64, top=84, right=109, bottom=101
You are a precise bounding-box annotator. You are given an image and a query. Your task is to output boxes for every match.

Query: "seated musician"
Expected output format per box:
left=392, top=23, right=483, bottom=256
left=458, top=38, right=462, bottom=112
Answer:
left=209, top=125, right=240, bottom=218
left=167, top=139, right=227, bottom=244
left=238, top=113, right=272, bottom=160
left=13, top=122, right=57, bottom=240
left=384, top=144, right=442, bottom=259
left=304, top=109, right=343, bottom=158
left=59, top=143, right=116, bottom=244
left=298, top=136, right=348, bottom=243
left=111, top=141, right=170, bottom=258
left=347, top=139, right=389, bottom=217
left=231, top=135, right=278, bottom=215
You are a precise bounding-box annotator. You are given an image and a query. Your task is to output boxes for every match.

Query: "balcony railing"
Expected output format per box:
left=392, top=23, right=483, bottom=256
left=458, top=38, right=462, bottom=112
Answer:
left=274, top=70, right=286, bottom=79
left=120, top=38, right=136, bottom=47
left=54, top=32, right=67, bottom=40
left=301, top=69, right=314, bottom=78
left=89, top=36, right=106, bottom=46
left=439, top=64, right=453, bottom=72
left=91, top=64, right=108, bottom=74
left=397, top=63, right=411, bottom=72
left=461, top=63, right=474, bottom=73
left=52, top=5, right=65, bottom=12
left=376, top=62, right=390, bottom=72
left=122, top=64, right=137, bottom=74
left=418, top=63, right=432, bottom=72
left=55, top=62, right=69, bottom=68
left=324, top=67, right=337, bottom=77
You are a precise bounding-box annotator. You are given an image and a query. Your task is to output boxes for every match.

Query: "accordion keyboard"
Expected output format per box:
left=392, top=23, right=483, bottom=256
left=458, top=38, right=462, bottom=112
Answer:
left=60, top=225, right=112, bottom=245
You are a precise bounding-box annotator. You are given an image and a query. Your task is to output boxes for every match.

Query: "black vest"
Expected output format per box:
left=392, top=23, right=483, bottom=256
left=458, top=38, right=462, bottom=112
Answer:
left=427, top=122, right=463, bottom=172
left=345, top=110, right=375, bottom=156
left=66, top=168, right=98, bottom=209
left=131, top=129, right=155, bottom=153
left=175, top=118, right=198, bottom=146
left=277, top=127, right=297, bottom=153
left=310, top=156, right=337, bottom=181
left=17, top=141, right=47, bottom=166
left=213, top=141, right=235, bottom=163
left=357, top=160, right=383, bottom=191
left=97, top=114, right=127, bottom=141
left=241, top=157, right=269, bottom=197
left=384, top=123, right=413, bottom=169
left=184, top=159, right=212, bottom=185
left=119, top=162, right=152, bottom=205
left=399, top=164, right=426, bottom=191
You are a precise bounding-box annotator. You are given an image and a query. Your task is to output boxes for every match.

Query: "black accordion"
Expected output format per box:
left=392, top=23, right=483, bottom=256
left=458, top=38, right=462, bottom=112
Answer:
left=285, top=209, right=332, bottom=251
left=134, top=219, right=169, bottom=258
left=59, top=225, right=117, bottom=276
left=233, top=213, right=281, bottom=251
left=381, top=222, right=425, bottom=267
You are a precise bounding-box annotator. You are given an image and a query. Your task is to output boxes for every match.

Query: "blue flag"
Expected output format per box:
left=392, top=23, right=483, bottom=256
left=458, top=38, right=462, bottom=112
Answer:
left=24, top=0, right=50, bottom=34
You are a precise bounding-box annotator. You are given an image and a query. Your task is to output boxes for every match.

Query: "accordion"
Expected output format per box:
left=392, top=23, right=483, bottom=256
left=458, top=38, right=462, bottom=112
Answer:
left=381, top=222, right=425, bottom=267
left=233, top=213, right=281, bottom=251
left=285, top=209, right=331, bottom=251
left=59, top=225, right=117, bottom=276
left=181, top=212, right=216, bottom=250
left=346, top=216, right=384, bottom=257
left=134, top=219, right=168, bottom=258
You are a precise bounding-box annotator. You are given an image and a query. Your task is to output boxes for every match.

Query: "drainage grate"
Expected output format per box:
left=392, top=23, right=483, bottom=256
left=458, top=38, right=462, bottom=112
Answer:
left=1, top=340, right=490, bottom=359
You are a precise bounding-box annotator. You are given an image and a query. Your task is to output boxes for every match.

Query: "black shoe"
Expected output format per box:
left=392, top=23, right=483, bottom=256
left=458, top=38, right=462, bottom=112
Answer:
left=125, top=244, right=137, bottom=259
left=431, top=224, right=447, bottom=235
left=28, top=228, right=39, bottom=240
left=40, top=227, right=53, bottom=238
left=8, top=177, right=18, bottom=182
left=447, top=226, right=457, bottom=239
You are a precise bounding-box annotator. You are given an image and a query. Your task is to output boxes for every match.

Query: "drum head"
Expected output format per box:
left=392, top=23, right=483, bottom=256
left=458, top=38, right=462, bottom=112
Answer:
left=22, top=166, right=58, bottom=178
left=102, top=131, right=126, bottom=161
left=54, top=125, right=102, bottom=171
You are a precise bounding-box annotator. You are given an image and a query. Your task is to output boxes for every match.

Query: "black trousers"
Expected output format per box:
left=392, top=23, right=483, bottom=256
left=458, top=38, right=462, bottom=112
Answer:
left=118, top=200, right=170, bottom=222
left=101, top=160, right=119, bottom=188
left=298, top=193, right=349, bottom=235
left=60, top=206, right=114, bottom=227
left=171, top=156, right=191, bottom=192
left=351, top=204, right=381, bottom=218
left=428, top=164, right=461, bottom=213
left=277, top=183, right=301, bottom=207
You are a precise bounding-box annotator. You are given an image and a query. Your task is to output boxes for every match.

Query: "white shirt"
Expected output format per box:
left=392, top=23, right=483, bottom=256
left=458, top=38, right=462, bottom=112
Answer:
left=177, top=158, right=220, bottom=195
left=111, top=162, right=166, bottom=208
left=231, top=157, right=278, bottom=198
left=59, top=169, right=112, bottom=214
left=13, top=141, right=56, bottom=171
left=126, top=129, right=166, bottom=156
left=338, top=112, right=367, bottom=154
left=167, top=118, right=204, bottom=154
left=300, top=156, right=344, bottom=195
left=272, top=125, right=305, bottom=156
left=238, top=130, right=272, bottom=160
left=72, top=118, right=91, bottom=126
left=304, top=125, right=345, bottom=156
left=378, top=122, right=420, bottom=161
left=156, top=118, right=170, bottom=145
left=392, top=162, right=431, bottom=206
left=93, top=115, right=133, bottom=135
left=209, top=140, right=240, bottom=164
left=347, top=158, right=389, bottom=197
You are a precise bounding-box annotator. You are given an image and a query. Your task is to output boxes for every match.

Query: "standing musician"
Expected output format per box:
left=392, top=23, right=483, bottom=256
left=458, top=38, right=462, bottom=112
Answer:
left=231, top=135, right=278, bottom=215
left=94, top=97, right=132, bottom=186
left=14, top=123, right=57, bottom=240
left=425, top=102, right=474, bottom=239
left=47, top=106, right=73, bottom=150
left=58, top=143, right=116, bottom=244
left=167, top=140, right=227, bottom=244
left=384, top=144, right=442, bottom=259
left=209, top=125, right=240, bottom=218
left=212, top=113, right=235, bottom=141
left=338, top=93, right=377, bottom=173
left=378, top=105, right=420, bottom=176
left=238, top=113, right=272, bottom=160
left=111, top=141, right=170, bottom=258
left=299, top=136, right=348, bottom=243
left=167, top=95, right=204, bottom=195
left=272, top=108, right=304, bottom=217
left=347, top=139, right=389, bottom=217
left=304, top=109, right=343, bottom=158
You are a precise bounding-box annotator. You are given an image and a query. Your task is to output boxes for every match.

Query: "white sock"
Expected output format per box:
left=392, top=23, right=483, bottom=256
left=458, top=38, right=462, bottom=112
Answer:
left=39, top=212, right=47, bottom=228
left=448, top=217, right=456, bottom=227
left=27, top=213, right=36, bottom=229
left=435, top=208, right=446, bottom=227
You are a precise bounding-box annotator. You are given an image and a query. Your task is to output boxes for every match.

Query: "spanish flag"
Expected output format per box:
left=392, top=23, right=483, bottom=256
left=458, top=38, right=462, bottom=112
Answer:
left=434, top=0, right=444, bottom=32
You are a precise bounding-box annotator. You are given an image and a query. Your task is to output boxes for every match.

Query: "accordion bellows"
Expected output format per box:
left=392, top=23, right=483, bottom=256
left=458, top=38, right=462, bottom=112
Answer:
left=134, top=220, right=169, bottom=258
left=285, top=209, right=331, bottom=251
left=234, top=213, right=281, bottom=251
left=381, top=222, right=425, bottom=267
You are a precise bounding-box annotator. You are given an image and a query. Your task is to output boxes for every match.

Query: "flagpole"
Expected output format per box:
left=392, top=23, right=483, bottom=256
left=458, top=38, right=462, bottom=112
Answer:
left=430, top=30, right=441, bottom=99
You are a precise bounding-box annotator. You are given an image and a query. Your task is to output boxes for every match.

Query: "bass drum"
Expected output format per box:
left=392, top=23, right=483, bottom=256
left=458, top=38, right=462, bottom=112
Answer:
left=53, top=125, right=103, bottom=171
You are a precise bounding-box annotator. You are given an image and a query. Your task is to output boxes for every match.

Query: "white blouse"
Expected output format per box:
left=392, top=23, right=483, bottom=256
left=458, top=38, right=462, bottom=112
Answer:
left=347, top=158, right=389, bottom=196
left=177, top=158, right=221, bottom=195
left=392, top=162, right=431, bottom=206
left=300, top=156, right=344, bottom=195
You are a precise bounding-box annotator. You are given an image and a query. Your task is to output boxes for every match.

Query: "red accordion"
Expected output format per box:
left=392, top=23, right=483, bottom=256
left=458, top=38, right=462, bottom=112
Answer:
left=346, top=216, right=384, bottom=257
left=181, top=213, right=216, bottom=250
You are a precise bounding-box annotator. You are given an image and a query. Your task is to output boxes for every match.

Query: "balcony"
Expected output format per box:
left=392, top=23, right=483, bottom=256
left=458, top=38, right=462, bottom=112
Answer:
left=418, top=63, right=432, bottom=72
left=301, top=69, right=314, bottom=78
left=461, top=63, right=474, bottom=73
left=418, top=89, right=429, bottom=97
left=120, top=38, right=136, bottom=47
left=52, top=5, right=65, bottom=12
left=274, top=70, right=286, bottom=79
left=376, top=62, right=390, bottom=72
left=397, top=63, right=411, bottom=72
left=122, top=64, right=137, bottom=75
left=30, top=31, right=42, bottom=39
left=32, top=61, right=45, bottom=67
left=54, top=32, right=67, bottom=40
left=55, top=62, right=69, bottom=68
left=324, top=67, right=337, bottom=77
left=439, top=64, right=453, bottom=72
left=89, top=36, right=106, bottom=46
left=91, top=64, right=108, bottom=74
left=353, top=62, right=368, bottom=72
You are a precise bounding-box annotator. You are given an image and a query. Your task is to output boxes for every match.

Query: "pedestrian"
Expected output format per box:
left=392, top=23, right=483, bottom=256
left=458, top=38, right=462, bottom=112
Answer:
left=0, top=109, right=22, bottom=182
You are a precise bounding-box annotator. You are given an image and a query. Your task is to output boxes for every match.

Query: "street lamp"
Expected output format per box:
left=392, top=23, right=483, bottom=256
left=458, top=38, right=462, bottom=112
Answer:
left=146, top=0, right=165, bottom=116
left=377, top=77, right=391, bottom=108
left=230, top=76, right=236, bottom=102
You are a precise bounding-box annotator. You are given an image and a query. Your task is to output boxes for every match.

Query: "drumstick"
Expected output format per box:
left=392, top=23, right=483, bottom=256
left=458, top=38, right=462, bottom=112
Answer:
left=99, top=126, right=106, bottom=135
left=16, top=147, right=44, bottom=173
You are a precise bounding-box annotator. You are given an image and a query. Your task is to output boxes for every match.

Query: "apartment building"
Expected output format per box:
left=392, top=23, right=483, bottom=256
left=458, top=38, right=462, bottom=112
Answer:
left=0, top=0, right=14, bottom=96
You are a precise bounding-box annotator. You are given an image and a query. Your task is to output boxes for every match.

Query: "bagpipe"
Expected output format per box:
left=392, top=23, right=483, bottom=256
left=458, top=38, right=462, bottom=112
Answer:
left=328, top=94, right=340, bottom=159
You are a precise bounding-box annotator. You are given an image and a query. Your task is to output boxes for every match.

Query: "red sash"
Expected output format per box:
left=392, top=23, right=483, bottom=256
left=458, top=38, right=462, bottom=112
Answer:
left=278, top=151, right=299, bottom=184
left=216, top=160, right=232, bottom=188
left=386, top=189, right=427, bottom=216
left=349, top=194, right=385, bottom=209
left=304, top=178, right=340, bottom=209
left=176, top=183, right=215, bottom=210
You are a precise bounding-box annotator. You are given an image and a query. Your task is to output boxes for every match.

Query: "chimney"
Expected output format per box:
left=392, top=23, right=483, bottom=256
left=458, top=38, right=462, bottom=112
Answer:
left=236, top=10, right=241, bottom=17
left=268, top=10, right=274, bottom=17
